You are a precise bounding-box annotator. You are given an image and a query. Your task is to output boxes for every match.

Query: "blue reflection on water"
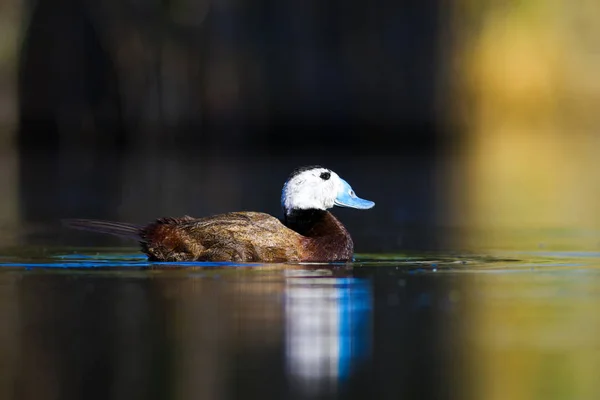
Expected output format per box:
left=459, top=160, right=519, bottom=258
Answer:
left=0, top=253, right=272, bottom=268
left=338, top=277, right=371, bottom=380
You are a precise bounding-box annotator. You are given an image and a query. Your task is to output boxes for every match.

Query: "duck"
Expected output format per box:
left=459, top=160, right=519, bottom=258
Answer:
left=64, top=165, right=375, bottom=262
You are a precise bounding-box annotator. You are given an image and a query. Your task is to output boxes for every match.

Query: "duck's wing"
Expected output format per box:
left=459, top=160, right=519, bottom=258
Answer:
left=141, top=212, right=305, bottom=262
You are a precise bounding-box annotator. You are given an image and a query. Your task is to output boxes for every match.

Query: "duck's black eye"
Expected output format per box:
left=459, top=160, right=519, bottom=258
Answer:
left=320, top=171, right=331, bottom=180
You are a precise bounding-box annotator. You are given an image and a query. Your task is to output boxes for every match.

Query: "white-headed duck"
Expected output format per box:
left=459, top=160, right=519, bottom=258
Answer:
left=64, top=165, right=374, bottom=262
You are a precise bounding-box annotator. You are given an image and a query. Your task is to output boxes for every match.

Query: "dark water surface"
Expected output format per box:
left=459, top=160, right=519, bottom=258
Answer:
left=1, top=249, right=600, bottom=400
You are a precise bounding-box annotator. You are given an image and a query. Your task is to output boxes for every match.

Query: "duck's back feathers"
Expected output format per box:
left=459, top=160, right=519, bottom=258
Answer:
left=140, top=212, right=305, bottom=262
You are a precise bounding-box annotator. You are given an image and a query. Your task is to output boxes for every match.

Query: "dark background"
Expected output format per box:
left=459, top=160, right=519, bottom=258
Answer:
left=14, top=0, right=458, bottom=252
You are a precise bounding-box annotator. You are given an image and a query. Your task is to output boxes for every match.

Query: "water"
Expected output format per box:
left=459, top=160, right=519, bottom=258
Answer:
left=1, top=249, right=600, bottom=400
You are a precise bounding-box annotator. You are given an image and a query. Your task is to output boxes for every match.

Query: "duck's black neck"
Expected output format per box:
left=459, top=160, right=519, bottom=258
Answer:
left=283, top=209, right=331, bottom=236
left=283, top=208, right=351, bottom=239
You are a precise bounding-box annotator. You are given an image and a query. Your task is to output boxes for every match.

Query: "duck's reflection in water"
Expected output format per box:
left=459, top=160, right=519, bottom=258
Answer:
left=285, top=271, right=372, bottom=396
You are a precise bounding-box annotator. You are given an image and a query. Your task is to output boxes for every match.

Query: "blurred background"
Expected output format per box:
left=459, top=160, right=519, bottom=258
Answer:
left=1, top=2, right=600, bottom=400
left=0, top=0, right=599, bottom=251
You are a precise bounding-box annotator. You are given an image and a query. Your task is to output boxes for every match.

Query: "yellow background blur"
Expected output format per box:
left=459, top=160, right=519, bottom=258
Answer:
left=446, top=0, right=600, bottom=249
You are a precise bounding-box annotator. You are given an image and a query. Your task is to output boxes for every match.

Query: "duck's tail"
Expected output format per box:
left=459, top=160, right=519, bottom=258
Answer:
left=62, top=219, right=142, bottom=240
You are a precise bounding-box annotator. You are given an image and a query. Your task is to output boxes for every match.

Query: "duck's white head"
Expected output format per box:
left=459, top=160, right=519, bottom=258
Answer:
left=281, top=165, right=375, bottom=215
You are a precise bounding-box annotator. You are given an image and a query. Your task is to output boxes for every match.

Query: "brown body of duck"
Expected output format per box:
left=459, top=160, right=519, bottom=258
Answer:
left=64, top=166, right=375, bottom=263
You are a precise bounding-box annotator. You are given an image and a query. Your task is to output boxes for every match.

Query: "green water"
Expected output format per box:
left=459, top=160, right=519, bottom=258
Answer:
left=1, top=248, right=600, bottom=400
